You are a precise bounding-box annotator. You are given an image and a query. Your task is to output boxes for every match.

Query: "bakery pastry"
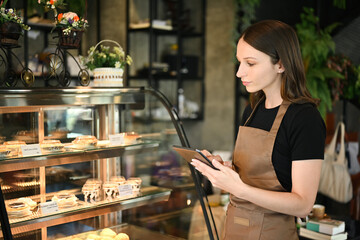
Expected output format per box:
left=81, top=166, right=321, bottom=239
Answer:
left=3, top=140, right=26, bottom=157
left=82, top=184, right=101, bottom=202
left=40, top=140, right=64, bottom=153
left=124, top=132, right=141, bottom=145
left=0, top=146, right=11, bottom=158
left=72, top=135, right=98, bottom=149
left=103, top=181, right=118, bottom=199
left=127, top=177, right=142, bottom=185
left=114, top=233, right=130, bottom=240
left=99, top=228, right=116, bottom=237
left=17, top=197, right=37, bottom=209
left=6, top=198, right=36, bottom=218
left=52, top=192, right=78, bottom=208
left=96, top=140, right=110, bottom=148
left=13, top=130, right=37, bottom=143
left=126, top=179, right=140, bottom=193
left=110, top=176, right=126, bottom=186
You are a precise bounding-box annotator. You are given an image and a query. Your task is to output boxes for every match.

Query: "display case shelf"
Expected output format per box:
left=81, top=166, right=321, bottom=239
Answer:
left=0, top=141, right=160, bottom=173
left=1, top=186, right=171, bottom=237
left=0, top=87, right=145, bottom=108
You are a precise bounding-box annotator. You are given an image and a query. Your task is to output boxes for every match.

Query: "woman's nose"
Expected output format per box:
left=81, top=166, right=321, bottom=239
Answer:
left=236, top=64, right=245, bottom=78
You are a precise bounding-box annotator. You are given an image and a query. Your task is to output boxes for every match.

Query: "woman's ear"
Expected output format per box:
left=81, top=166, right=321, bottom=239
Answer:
left=276, top=60, right=285, bottom=73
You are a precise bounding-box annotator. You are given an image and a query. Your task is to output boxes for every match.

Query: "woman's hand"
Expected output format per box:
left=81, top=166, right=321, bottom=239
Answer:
left=200, top=150, right=233, bottom=168
left=191, top=152, right=246, bottom=196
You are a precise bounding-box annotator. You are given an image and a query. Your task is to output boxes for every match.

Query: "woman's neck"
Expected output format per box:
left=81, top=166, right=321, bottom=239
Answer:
left=264, top=94, right=283, bottom=109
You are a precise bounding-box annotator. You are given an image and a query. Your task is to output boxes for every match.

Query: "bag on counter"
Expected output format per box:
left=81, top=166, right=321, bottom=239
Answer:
left=318, top=122, right=353, bottom=203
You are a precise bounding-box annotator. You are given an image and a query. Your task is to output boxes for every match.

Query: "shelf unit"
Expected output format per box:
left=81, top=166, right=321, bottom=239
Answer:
left=125, top=0, right=206, bottom=120
left=0, top=87, right=204, bottom=239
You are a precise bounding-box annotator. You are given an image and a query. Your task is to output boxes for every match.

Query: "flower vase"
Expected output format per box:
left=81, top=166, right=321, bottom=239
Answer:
left=58, top=28, right=83, bottom=49
left=92, top=67, right=124, bottom=87
left=0, top=22, right=22, bottom=46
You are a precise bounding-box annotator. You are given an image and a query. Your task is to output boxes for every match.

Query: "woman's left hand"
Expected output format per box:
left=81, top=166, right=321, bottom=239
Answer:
left=191, top=158, right=245, bottom=195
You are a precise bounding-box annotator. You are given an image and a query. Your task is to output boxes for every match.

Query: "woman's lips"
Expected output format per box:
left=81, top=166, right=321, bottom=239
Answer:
left=242, top=81, right=250, bottom=86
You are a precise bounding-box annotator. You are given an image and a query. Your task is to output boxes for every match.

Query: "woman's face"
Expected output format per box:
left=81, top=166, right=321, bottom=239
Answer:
left=236, top=38, right=283, bottom=95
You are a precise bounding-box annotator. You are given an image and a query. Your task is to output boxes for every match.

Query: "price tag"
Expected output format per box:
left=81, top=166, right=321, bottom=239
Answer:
left=118, top=184, right=133, bottom=197
left=39, top=201, right=59, bottom=215
left=109, top=134, right=125, bottom=146
left=21, top=144, right=42, bottom=157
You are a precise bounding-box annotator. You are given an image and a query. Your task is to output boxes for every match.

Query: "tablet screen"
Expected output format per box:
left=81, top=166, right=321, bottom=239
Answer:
left=173, top=145, right=219, bottom=170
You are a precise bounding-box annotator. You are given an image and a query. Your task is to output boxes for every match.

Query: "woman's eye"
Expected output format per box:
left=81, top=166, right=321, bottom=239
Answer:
left=247, top=62, right=254, bottom=66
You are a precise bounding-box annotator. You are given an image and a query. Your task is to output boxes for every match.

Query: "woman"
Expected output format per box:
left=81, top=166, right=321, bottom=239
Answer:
left=191, top=20, right=326, bottom=239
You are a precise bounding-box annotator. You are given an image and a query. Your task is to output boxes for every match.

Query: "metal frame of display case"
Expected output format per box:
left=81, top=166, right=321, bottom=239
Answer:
left=0, top=87, right=218, bottom=240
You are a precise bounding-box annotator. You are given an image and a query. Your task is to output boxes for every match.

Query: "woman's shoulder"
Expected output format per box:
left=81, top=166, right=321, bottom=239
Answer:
left=285, top=102, right=325, bottom=130
left=287, top=102, right=321, bottom=117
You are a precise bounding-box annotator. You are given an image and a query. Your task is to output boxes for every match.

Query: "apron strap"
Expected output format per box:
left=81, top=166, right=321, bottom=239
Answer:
left=269, top=100, right=291, bottom=134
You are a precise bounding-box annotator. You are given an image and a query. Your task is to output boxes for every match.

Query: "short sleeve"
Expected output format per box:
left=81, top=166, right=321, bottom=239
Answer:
left=289, top=105, right=326, bottom=161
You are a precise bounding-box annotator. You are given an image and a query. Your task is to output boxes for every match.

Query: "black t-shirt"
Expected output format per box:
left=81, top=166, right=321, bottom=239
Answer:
left=241, top=101, right=326, bottom=192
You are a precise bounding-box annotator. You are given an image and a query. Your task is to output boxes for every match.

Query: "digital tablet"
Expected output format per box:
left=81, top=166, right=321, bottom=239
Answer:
left=172, top=145, right=219, bottom=170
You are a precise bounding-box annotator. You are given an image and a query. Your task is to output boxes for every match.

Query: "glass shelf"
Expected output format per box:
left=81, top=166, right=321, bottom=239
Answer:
left=1, top=186, right=171, bottom=237
left=0, top=141, right=160, bottom=172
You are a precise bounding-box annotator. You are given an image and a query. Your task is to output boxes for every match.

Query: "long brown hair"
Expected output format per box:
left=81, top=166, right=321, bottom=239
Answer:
left=240, top=20, right=319, bottom=108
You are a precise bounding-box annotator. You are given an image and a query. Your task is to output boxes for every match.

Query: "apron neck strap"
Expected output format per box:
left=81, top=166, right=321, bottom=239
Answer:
left=244, top=98, right=291, bottom=132
left=270, top=100, right=291, bottom=134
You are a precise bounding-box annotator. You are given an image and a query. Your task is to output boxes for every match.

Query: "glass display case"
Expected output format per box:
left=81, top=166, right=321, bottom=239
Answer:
left=0, top=87, right=210, bottom=240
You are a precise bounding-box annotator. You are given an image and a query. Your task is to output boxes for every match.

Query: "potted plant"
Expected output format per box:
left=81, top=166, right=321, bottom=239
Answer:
left=80, top=39, right=133, bottom=87
left=0, top=0, right=30, bottom=46
left=55, top=11, right=88, bottom=49
left=295, top=7, right=344, bottom=119
left=37, top=0, right=87, bottom=49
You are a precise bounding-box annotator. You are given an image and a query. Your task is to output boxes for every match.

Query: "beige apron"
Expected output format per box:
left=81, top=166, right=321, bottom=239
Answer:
left=223, top=100, right=298, bottom=240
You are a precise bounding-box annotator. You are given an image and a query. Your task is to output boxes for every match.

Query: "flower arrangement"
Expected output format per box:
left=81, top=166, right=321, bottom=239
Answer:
left=81, top=42, right=133, bottom=71
left=0, top=7, right=30, bottom=31
left=56, top=12, right=88, bottom=35
left=38, top=0, right=65, bottom=12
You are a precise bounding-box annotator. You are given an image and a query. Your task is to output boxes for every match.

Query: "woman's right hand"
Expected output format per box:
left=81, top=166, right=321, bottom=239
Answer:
left=200, top=150, right=232, bottom=168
